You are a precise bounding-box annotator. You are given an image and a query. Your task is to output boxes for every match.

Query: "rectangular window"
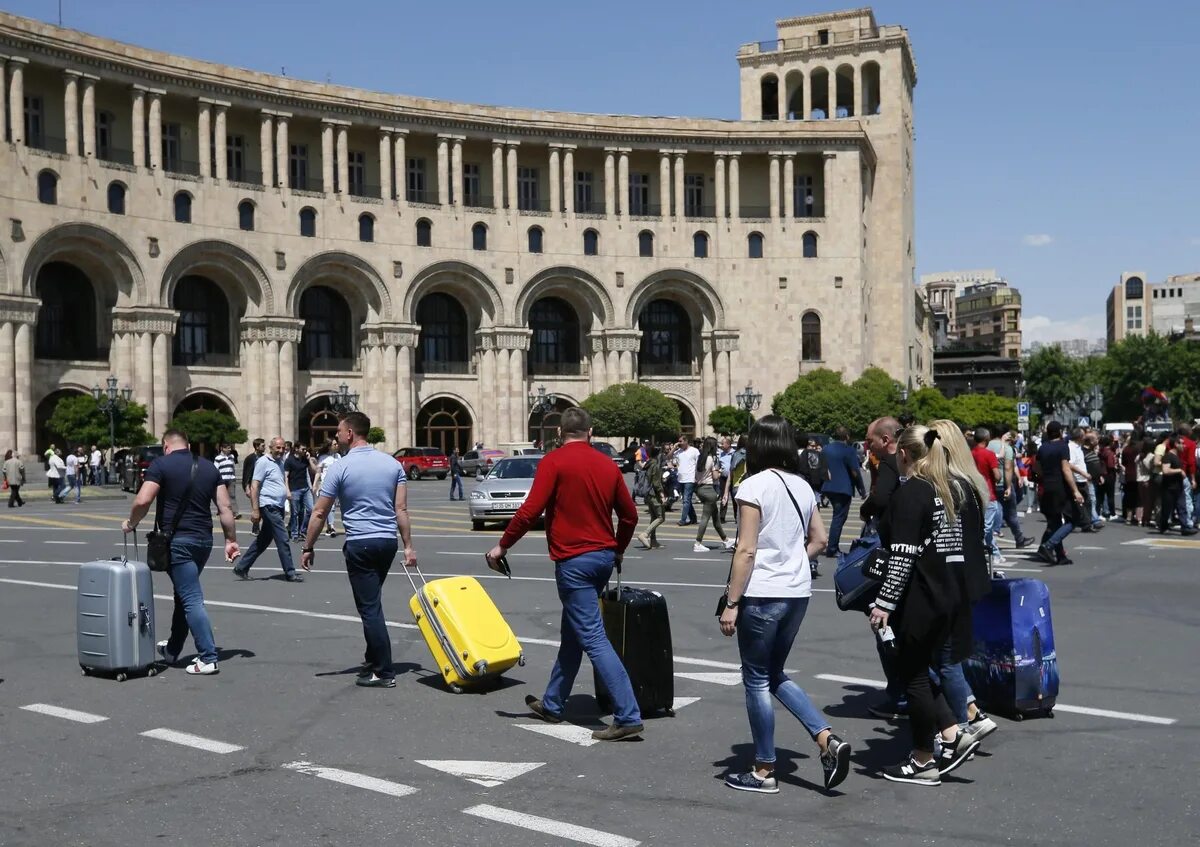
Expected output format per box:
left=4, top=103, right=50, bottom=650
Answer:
left=346, top=150, right=366, bottom=196
left=226, top=135, right=245, bottom=182
left=161, top=122, right=181, bottom=172
left=406, top=157, right=427, bottom=202
left=684, top=173, right=704, bottom=217
left=463, top=162, right=481, bottom=206
left=574, top=171, right=594, bottom=212
left=629, top=173, right=650, bottom=216
left=289, top=143, right=309, bottom=190
left=517, top=166, right=540, bottom=211
left=96, top=111, right=113, bottom=161
left=794, top=174, right=815, bottom=217
left=23, top=95, right=43, bottom=148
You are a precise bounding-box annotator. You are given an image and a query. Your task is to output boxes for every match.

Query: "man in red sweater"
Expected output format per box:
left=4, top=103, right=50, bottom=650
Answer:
left=486, top=406, right=643, bottom=741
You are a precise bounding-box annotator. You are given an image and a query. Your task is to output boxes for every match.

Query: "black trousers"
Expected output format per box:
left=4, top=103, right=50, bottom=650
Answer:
left=897, top=627, right=958, bottom=754
left=7, top=484, right=22, bottom=506
left=1159, top=485, right=1187, bottom=532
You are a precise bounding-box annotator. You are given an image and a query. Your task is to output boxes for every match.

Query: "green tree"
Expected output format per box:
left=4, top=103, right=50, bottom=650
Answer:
left=167, top=409, right=247, bottom=450
left=366, top=426, right=387, bottom=445
left=772, top=368, right=862, bottom=437
left=947, top=393, right=1018, bottom=431
left=850, top=367, right=902, bottom=427
left=904, top=386, right=954, bottom=424
left=581, top=383, right=681, bottom=441
left=1097, top=333, right=1200, bottom=423
left=708, top=405, right=749, bottom=436
left=1023, top=345, right=1088, bottom=418
left=46, top=394, right=153, bottom=449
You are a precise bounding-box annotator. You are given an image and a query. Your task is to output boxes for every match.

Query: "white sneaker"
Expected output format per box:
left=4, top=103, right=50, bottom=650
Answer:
left=723, top=539, right=736, bottom=551
left=185, top=659, right=219, bottom=676
left=692, top=542, right=708, bottom=553
left=156, top=640, right=179, bottom=664
left=637, top=533, right=652, bottom=549
left=993, top=554, right=1008, bottom=566
left=1025, top=508, right=1032, bottom=516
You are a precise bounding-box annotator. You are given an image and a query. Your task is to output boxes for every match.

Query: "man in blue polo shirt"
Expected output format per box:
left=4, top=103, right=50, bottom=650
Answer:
left=302, top=412, right=417, bottom=688
left=234, top=436, right=303, bottom=582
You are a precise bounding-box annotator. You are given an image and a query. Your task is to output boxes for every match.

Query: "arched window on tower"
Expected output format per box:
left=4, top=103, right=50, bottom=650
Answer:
left=748, top=232, right=764, bottom=259
left=299, top=207, right=317, bottom=238
left=802, top=231, right=819, bottom=258
left=801, top=311, right=822, bottom=361
left=107, top=182, right=126, bottom=215
left=238, top=200, right=255, bottom=231
left=358, top=213, right=375, bottom=243
left=472, top=222, right=487, bottom=251
left=638, top=230, right=654, bottom=258
left=583, top=228, right=599, bottom=256
left=527, top=226, right=544, bottom=254
left=37, top=170, right=58, bottom=205
left=693, top=231, right=709, bottom=259
left=174, top=191, right=192, bottom=223
left=416, top=218, right=432, bottom=247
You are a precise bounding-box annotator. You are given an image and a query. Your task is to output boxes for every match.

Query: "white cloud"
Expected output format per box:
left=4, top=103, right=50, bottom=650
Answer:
left=1022, top=233, right=1054, bottom=247
left=1022, top=313, right=1106, bottom=345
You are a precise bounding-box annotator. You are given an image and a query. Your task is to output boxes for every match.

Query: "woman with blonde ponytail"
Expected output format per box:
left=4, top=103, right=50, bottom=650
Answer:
left=867, top=425, right=981, bottom=786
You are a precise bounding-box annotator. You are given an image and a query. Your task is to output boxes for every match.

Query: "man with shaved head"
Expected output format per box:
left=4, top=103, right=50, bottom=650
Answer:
left=234, top=436, right=303, bottom=582
left=861, top=416, right=902, bottom=525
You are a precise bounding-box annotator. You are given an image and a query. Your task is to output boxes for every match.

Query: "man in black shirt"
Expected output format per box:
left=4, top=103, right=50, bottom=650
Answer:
left=1035, top=421, right=1085, bottom=565
left=285, top=445, right=317, bottom=541
left=1159, top=439, right=1197, bottom=535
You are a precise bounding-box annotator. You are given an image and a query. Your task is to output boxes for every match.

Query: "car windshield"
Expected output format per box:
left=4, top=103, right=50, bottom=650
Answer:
left=421, top=448, right=444, bottom=456
left=488, top=458, right=540, bottom=479
left=593, top=443, right=614, bottom=455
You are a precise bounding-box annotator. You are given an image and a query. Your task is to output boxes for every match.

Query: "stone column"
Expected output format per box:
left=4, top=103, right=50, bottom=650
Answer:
left=275, top=112, right=290, bottom=189
left=478, top=344, right=496, bottom=447
left=777, top=79, right=788, bottom=121
left=14, top=321, right=34, bottom=456
left=0, top=60, right=7, bottom=151
left=259, top=111, right=274, bottom=187
left=658, top=151, right=671, bottom=217
left=854, top=64, right=862, bottom=117
left=768, top=153, right=781, bottom=220
left=548, top=146, right=561, bottom=214
left=241, top=326, right=262, bottom=443
left=135, top=332, right=154, bottom=431
left=197, top=100, right=212, bottom=178
left=336, top=125, right=349, bottom=196
left=396, top=341, right=414, bottom=446
left=716, top=349, right=731, bottom=407
left=510, top=347, right=526, bottom=443
left=263, top=339, right=280, bottom=438
left=8, top=58, right=26, bottom=145
left=379, top=128, right=393, bottom=201
left=783, top=154, right=795, bottom=220
left=619, top=350, right=634, bottom=383
left=147, top=91, right=163, bottom=171
left=673, top=151, right=686, bottom=220
left=603, top=149, right=616, bottom=217
left=382, top=342, right=398, bottom=448
left=213, top=105, right=228, bottom=180
left=63, top=71, right=80, bottom=156
left=130, top=87, right=145, bottom=166
left=606, top=348, right=620, bottom=383
left=436, top=135, right=450, bottom=206
left=618, top=150, right=630, bottom=218
left=279, top=337, right=297, bottom=441
left=823, top=152, right=836, bottom=223
left=701, top=341, right=716, bottom=425
left=505, top=144, right=519, bottom=212
left=152, top=332, right=170, bottom=437
left=714, top=154, right=726, bottom=220
left=806, top=73, right=816, bottom=120
left=828, top=71, right=837, bottom=119
left=728, top=153, right=740, bottom=218
left=394, top=131, right=408, bottom=207
left=0, top=321, right=14, bottom=450
left=495, top=348, right=510, bottom=444
left=562, top=147, right=575, bottom=214
left=451, top=136, right=463, bottom=207
left=491, top=141, right=505, bottom=209
left=588, top=333, right=606, bottom=394
left=321, top=121, right=335, bottom=193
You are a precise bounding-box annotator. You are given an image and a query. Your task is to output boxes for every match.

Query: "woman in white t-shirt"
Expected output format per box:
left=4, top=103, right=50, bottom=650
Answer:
left=718, top=415, right=852, bottom=795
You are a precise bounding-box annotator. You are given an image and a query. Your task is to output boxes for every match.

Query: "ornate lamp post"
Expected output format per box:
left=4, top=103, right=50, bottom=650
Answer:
left=329, top=382, right=359, bottom=414
left=734, top=382, right=762, bottom=434
left=92, top=375, right=132, bottom=483
left=528, top=384, right=557, bottom=448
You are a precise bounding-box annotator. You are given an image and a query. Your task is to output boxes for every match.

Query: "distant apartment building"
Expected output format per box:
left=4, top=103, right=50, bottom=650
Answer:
left=919, top=269, right=1022, bottom=358
left=1025, top=338, right=1106, bottom=359
left=1106, top=272, right=1200, bottom=345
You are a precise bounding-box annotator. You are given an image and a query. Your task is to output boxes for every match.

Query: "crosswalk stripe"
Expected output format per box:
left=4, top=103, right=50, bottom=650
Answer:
left=140, top=728, right=243, bottom=754
left=513, top=723, right=599, bottom=747
left=463, top=804, right=640, bottom=847
left=283, top=761, right=419, bottom=796
left=20, top=703, right=108, bottom=723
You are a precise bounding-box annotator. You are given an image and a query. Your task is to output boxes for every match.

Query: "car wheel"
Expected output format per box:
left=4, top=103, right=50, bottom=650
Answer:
left=436, top=473, right=447, bottom=480
left=408, top=465, right=421, bottom=481
left=472, top=520, right=484, bottom=531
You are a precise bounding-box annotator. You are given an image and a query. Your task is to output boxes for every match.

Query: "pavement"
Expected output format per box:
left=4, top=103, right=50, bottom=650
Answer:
left=0, top=481, right=1196, bottom=847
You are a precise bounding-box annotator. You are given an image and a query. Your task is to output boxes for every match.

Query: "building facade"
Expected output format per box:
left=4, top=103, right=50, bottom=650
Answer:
left=1106, top=271, right=1200, bottom=345
left=0, top=8, right=924, bottom=457
left=919, top=269, right=1021, bottom=358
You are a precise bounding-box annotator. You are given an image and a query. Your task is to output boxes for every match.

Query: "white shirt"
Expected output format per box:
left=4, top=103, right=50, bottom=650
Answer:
left=734, top=469, right=816, bottom=598
left=66, top=454, right=80, bottom=475
left=90, top=449, right=102, bottom=467
left=1068, top=441, right=1088, bottom=483
left=47, top=454, right=65, bottom=479
left=675, top=446, right=700, bottom=484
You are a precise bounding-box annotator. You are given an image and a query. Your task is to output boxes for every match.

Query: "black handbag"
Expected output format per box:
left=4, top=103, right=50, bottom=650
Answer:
left=146, top=457, right=197, bottom=572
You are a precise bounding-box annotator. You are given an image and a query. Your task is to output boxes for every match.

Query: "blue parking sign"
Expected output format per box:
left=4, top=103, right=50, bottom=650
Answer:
left=1017, top=402, right=1030, bottom=417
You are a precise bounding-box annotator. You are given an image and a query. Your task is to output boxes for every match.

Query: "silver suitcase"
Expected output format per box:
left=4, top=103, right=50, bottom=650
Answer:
left=77, top=536, right=158, bottom=681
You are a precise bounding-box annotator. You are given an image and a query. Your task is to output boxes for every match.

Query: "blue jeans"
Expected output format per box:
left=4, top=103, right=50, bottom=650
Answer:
left=984, top=499, right=1001, bottom=555
left=1000, top=495, right=1027, bottom=543
left=825, top=492, right=851, bottom=555
left=930, top=641, right=974, bottom=727
left=165, top=537, right=218, bottom=664
left=288, top=488, right=313, bottom=537
left=542, top=549, right=641, bottom=726
left=736, top=597, right=830, bottom=764
left=344, top=537, right=397, bottom=679
left=239, top=504, right=296, bottom=575
left=677, top=482, right=696, bottom=523
left=449, top=473, right=463, bottom=500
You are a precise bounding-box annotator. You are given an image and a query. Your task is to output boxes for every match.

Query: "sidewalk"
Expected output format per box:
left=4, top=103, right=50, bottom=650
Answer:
left=9, top=484, right=129, bottom=503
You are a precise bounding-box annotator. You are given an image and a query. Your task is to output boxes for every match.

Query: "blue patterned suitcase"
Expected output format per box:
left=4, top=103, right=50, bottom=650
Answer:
left=963, top=577, right=1059, bottom=719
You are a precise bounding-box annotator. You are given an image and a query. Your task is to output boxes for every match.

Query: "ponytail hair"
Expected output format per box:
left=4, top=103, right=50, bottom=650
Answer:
left=897, top=424, right=960, bottom=526
left=928, top=418, right=991, bottom=511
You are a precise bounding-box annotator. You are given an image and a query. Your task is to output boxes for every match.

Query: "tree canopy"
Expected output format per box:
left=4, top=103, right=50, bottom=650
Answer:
left=772, top=367, right=901, bottom=438
left=1096, top=333, right=1200, bottom=423
left=581, top=383, right=681, bottom=441
left=166, top=409, right=247, bottom=449
left=1023, top=345, right=1089, bottom=418
left=46, top=394, right=153, bottom=449
left=708, top=405, right=749, bottom=436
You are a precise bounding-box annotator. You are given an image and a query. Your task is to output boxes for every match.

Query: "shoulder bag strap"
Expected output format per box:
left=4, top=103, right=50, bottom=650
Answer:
left=161, top=457, right=199, bottom=535
left=769, top=469, right=809, bottom=539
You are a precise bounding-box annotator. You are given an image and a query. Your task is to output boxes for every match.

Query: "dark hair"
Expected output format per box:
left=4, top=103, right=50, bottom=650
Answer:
left=1045, top=420, right=1063, bottom=439
left=834, top=425, right=850, bottom=442
left=162, top=428, right=188, bottom=445
left=897, top=412, right=915, bottom=429
left=339, top=411, right=371, bottom=438
left=559, top=406, right=591, bottom=437
left=1070, top=427, right=1085, bottom=441
left=253, top=437, right=265, bottom=449
left=736, top=435, right=748, bottom=450
left=698, top=436, right=718, bottom=472
left=3, top=449, right=12, bottom=461
left=746, top=415, right=801, bottom=475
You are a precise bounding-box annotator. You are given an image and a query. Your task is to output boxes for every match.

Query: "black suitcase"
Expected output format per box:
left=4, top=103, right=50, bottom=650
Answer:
left=594, top=581, right=675, bottom=718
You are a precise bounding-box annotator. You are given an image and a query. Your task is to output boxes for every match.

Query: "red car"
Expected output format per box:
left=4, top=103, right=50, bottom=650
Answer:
left=393, top=447, right=449, bottom=480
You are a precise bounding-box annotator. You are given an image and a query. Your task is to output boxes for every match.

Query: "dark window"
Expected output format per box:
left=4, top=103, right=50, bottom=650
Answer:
left=628, top=173, right=650, bottom=215
left=802, top=231, right=818, bottom=258
left=238, top=200, right=254, bottom=231
left=583, top=229, right=599, bottom=256
left=161, top=123, right=181, bottom=172
left=173, top=276, right=231, bottom=365
left=574, top=171, right=594, bottom=212
left=760, top=75, right=779, bottom=121
left=106, top=182, right=126, bottom=215
left=416, top=293, right=469, bottom=374
left=529, top=297, right=580, bottom=374
left=24, top=95, right=44, bottom=148
left=37, top=170, right=57, bottom=205
left=299, top=286, right=353, bottom=370
left=528, top=226, right=544, bottom=254
left=463, top=162, right=481, bottom=206
left=174, top=192, right=192, bottom=224
left=406, top=157, right=427, bottom=202
left=748, top=232, right=764, bottom=259
left=226, top=135, right=245, bottom=182
left=684, top=173, right=704, bottom=217
left=794, top=174, right=815, bottom=217
left=517, top=166, right=539, bottom=211
left=472, top=222, right=487, bottom=251
left=96, top=111, right=114, bottom=160
left=300, top=207, right=317, bottom=238
left=818, top=28, right=830, bottom=45
left=1125, top=276, right=1144, bottom=299
left=801, top=311, right=822, bottom=361
left=289, top=144, right=309, bottom=190
left=693, top=231, right=709, bottom=259
left=347, top=150, right=365, bottom=196
left=416, top=218, right=432, bottom=247
left=639, top=299, right=691, bottom=375
left=359, top=214, right=374, bottom=243
left=35, top=262, right=98, bottom=360
left=638, top=230, right=654, bottom=258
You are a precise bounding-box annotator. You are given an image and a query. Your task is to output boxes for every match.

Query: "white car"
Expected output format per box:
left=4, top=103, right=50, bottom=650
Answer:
left=469, top=456, right=541, bottom=530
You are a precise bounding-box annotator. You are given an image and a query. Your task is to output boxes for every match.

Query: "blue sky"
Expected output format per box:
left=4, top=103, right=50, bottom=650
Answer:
left=8, top=1, right=1197, bottom=343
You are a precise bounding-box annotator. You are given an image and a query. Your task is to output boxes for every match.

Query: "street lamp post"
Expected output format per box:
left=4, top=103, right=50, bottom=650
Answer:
left=528, top=385, right=557, bottom=448
left=329, top=382, right=360, bottom=414
left=734, top=382, right=762, bottom=434
left=92, top=375, right=132, bottom=484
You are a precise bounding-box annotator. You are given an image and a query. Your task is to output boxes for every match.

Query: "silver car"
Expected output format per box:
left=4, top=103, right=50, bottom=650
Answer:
left=469, top=456, right=541, bottom=530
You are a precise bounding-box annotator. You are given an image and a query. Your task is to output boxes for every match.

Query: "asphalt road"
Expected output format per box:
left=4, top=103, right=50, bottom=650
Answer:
left=0, top=479, right=1196, bottom=847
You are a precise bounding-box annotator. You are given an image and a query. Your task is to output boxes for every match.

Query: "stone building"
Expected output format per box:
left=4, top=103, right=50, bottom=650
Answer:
left=919, top=269, right=1021, bottom=357
left=0, top=7, right=925, bottom=456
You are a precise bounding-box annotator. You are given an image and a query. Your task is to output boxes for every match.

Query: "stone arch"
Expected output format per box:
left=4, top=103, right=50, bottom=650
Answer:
left=515, top=266, right=614, bottom=330
left=35, top=385, right=91, bottom=455
left=760, top=73, right=780, bottom=120
left=625, top=268, right=725, bottom=331
left=175, top=388, right=239, bottom=421
left=286, top=251, right=391, bottom=323
left=404, top=260, right=503, bottom=327
left=415, top=393, right=476, bottom=456
left=22, top=222, right=145, bottom=306
left=0, top=242, right=10, bottom=295
left=161, top=240, right=273, bottom=316
left=784, top=69, right=805, bottom=119
left=663, top=395, right=698, bottom=439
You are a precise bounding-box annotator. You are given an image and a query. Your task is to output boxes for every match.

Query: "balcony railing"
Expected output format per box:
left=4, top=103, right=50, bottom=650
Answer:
left=99, top=147, right=135, bottom=166
left=417, top=360, right=471, bottom=375
left=173, top=352, right=238, bottom=368
left=517, top=198, right=550, bottom=213
left=742, top=28, right=880, bottom=55
left=528, top=361, right=583, bottom=376
left=463, top=194, right=495, bottom=210
left=685, top=205, right=717, bottom=219
left=29, top=135, right=67, bottom=154
left=407, top=189, right=440, bottom=205
left=290, top=176, right=324, bottom=192
left=301, top=357, right=359, bottom=373
left=629, top=202, right=663, bottom=217
left=165, top=159, right=201, bottom=177
left=639, top=362, right=693, bottom=377
left=350, top=184, right=381, bottom=200
left=230, top=168, right=264, bottom=186
left=576, top=199, right=607, bottom=214
left=739, top=205, right=772, bottom=218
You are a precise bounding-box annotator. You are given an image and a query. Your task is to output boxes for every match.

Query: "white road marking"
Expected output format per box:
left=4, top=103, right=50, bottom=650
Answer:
left=20, top=703, right=108, bottom=723
left=416, top=759, right=544, bottom=788
left=1051, top=705, right=1177, bottom=725
left=816, top=673, right=885, bottom=687
left=674, top=671, right=742, bottom=686
left=671, top=697, right=701, bottom=711
left=0, top=539, right=21, bottom=543
left=514, top=723, right=599, bottom=747
left=140, top=728, right=243, bottom=754
left=282, top=761, right=419, bottom=796
left=44, top=540, right=87, bottom=545
left=463, top=804, right=640, bottom=847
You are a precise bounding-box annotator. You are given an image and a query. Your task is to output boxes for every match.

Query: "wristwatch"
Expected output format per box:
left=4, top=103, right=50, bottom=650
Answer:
left=301, top=547, right=314, bottom=554
left=725, top=599, right=740, bottom=610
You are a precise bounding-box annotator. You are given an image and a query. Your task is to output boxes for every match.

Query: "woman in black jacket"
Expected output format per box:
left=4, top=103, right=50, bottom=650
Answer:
left=868, top=425, right=982, bottom=786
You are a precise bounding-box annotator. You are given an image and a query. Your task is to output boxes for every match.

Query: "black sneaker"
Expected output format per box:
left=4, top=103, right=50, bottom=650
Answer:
left=1035, top=544, right=1057, bottom=565
left=356, top=674, right=396, bottom=688
left=285, top=572, right=305, bottom=582
left=232, top=566, right=250, bottom=580
left=882, top=755, right=941, bottom=786
left=820, top=734, right=852, bottom=790
left=724, top=770, right=779, bottom=794
left=524, top=695, right=563, bottom=724
left=1015, top=537, right=1034, bottom=549
left=968, top=710, right=999, bottom=742
left=937, top=732, right=981, bottom=776
left=867, top=700, right=909, bottom=721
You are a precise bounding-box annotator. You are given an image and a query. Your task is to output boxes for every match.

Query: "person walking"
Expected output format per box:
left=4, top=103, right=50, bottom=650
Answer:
left=214, top=443, right=241, bottom=519
left=869, top=426, right=984, bottom=786
left=636, top=445, right=666, bottom=550
left=122, top=429, right=239, bottom=676
left=673, top=434, right=700, bottom=525
left=1119, top=433, right=1141, bottom=523
left=718, top=415, right=852, bottom=794
left=1067, top=428, right=1098, bottom=533
left=1137, top=439, right=1157, bottom=527
left=316, top=440, right=342, bottom=536
left=4, top=450, right=26, bottom=507
left=302, top=412, right=417, bottom=688
left=970, top=428, right=1004, bottom=562
left=1158, top=438, right=1197, bottom=535
left=448, top=447, right=465, bottom=501
left=1035, top=421, right=1086, bottom=565
left=285, top=445, right=317, bottom=541
left=234, top=436, right=303, bottom=581
left=1176, top=424, right=1197, bottom=528
left=65, top=447, right=82, bottom=504
left=89, top=444, right=103, bottom=486
left=46, top=448, right=66, bottom=503
left=693, top=437, right=733, bottom=552
left=989, top=427, right=1033, bottom=549
left=485, top=406, right=643, bottom=742
left=821, top=426, right=865, bottom=559
left=242, top=438, right=265, bottom=533
left=1083, top=433, right=1106, bottom=527
left=717, top=436, right=735, bottom=523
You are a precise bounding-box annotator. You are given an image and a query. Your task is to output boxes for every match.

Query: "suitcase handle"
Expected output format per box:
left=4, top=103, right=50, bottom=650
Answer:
left=401, top=556, right=427, bottom=594
left=122, top=528, right=140, bottom=564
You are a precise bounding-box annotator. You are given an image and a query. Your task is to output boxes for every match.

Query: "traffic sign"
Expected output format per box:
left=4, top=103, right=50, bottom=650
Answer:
left=1017, top=401, right=1030, bottom=418
left=1091, top=408, right=1104, bottom=423
left=1079, top=416, right=1090, bottom=427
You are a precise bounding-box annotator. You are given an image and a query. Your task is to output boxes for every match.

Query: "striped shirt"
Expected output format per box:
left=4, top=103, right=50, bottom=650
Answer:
left=214, top=453, right=237, bottom=482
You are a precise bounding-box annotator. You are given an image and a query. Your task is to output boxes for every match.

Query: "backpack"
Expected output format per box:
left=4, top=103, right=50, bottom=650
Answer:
left=730, top=449, right=748, bottom=488
left=632, top=468, right=650, bottom=499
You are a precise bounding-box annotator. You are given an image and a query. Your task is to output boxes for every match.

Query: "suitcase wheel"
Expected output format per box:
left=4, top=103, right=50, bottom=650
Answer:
left=115, top=672, right=128, bottom=682
left=517, top=654, right=526, bottom=667
left=1013, top=711, right=1024, bottom=722
left=147, top=666, right=158, bottom=678
left=665, top=708, right=676, bottom=718
left=448, top=682, right=464, bottom=695
left=80, top=666, right=89, bottom=677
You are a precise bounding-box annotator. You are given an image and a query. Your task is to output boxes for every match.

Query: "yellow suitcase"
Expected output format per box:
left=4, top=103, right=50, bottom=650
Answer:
left=406, top=569, right=524, bottom=693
